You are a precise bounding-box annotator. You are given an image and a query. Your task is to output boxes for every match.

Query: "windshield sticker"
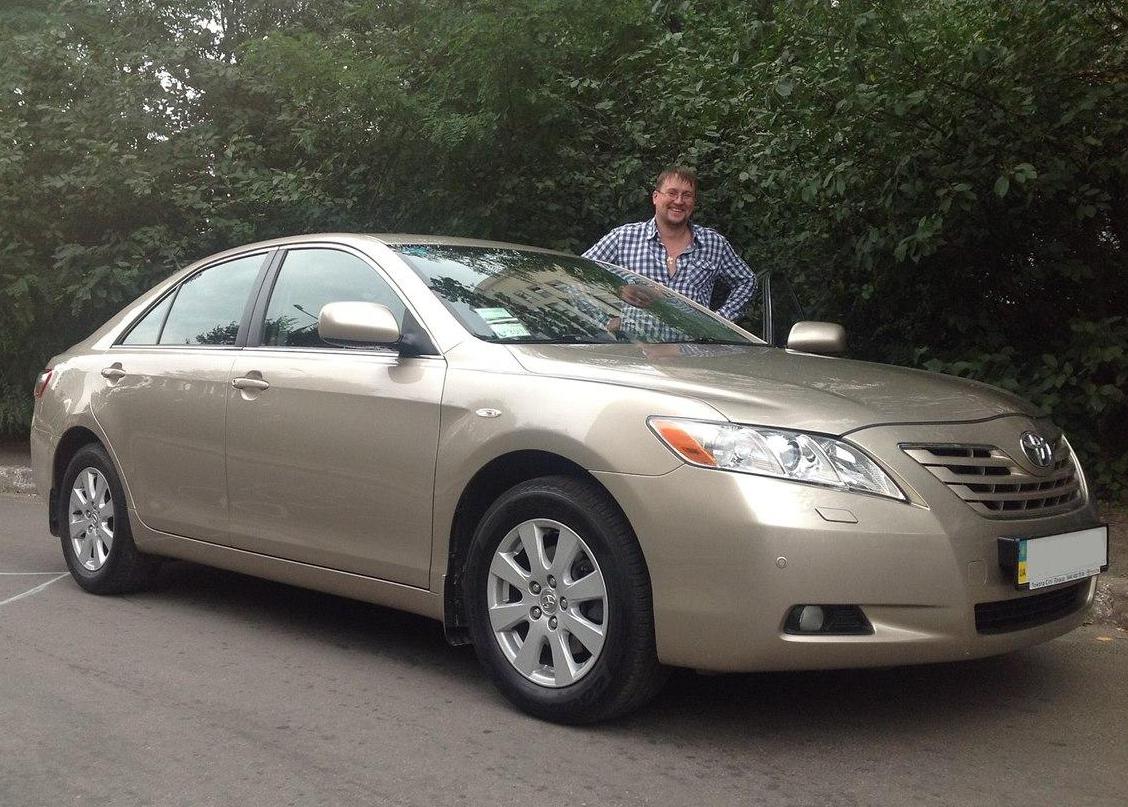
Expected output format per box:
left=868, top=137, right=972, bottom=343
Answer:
left=475, top=307, right=531, bottom=339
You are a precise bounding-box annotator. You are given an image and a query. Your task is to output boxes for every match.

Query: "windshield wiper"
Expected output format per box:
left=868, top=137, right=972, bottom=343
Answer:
left=492, top=335, right=615, bottom=345
left=672, top=337, right=753, bottom=345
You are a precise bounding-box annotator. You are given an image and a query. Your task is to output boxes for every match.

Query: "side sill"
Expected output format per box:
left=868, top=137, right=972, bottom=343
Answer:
left=132, top=517, right=444, bottom=621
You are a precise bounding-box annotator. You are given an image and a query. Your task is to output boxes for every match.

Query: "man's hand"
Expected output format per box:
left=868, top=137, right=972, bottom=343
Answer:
left=619, top=283, right=660, bottom=308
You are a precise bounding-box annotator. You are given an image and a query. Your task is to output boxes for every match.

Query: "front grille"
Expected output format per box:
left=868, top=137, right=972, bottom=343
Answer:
left=902, top=442, right=1082, bottom=518
left=974, top=582, right=1088, bottom=634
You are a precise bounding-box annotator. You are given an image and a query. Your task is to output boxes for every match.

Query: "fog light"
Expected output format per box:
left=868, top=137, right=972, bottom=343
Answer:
left=797, top=605, right=824, bottom=631
left=784, top=604, right=873, bottom=635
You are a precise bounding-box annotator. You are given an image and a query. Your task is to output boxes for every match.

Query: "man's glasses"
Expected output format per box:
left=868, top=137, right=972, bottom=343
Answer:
left=657, top=189, right=696, bottom=202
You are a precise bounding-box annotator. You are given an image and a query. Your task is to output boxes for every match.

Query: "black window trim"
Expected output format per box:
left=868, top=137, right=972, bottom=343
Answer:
left=113, top=248, right=276, bottom=349
left=119, top=287, right=176, bottom=348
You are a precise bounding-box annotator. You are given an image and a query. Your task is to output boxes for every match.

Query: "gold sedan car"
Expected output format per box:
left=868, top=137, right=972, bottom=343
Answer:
left=31, top=234, right=1108, bottom=723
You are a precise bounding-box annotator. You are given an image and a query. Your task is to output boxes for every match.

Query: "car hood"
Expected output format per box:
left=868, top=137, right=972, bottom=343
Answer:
left=505, top=343, right=1039, bottom=434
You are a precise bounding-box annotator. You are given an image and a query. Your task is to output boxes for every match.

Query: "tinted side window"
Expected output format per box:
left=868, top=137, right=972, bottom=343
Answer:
left=121, top=293, right=174, bottom=345
left=262, top=248, right=406, bottom=348
left=159, top=254, right=264, bottom=346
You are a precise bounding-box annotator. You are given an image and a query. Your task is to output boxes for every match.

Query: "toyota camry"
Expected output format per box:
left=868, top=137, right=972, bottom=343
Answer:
left=31, top=233, right=1109, bottom=723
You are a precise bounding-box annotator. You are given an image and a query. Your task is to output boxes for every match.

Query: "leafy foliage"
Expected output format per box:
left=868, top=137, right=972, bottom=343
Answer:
left=917, top=318, right=1128, bottom=498
left=1, top=0, right=1125, bottom=495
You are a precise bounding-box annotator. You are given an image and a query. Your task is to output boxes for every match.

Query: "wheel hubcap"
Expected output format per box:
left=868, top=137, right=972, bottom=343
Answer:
left=486, top=518, right=608, bottom=688
left=68, top=467, right=115, bottom=571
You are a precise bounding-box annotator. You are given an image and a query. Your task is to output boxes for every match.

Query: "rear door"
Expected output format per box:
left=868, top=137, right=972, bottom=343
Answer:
left=224, top=246, right=445, bottom=587
left=91, top=251, right=270, bottom=540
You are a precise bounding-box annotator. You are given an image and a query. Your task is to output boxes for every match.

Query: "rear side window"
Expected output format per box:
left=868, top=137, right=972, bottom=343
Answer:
left=121, top=293, right=174, bottom=346
left=154, top=254, right=264, bottom=346
left=261, top=248, right=406, bottom=348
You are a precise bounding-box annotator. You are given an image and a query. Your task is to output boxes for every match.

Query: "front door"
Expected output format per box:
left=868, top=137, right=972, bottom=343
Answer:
left=224, top=247, right=444, bottom=587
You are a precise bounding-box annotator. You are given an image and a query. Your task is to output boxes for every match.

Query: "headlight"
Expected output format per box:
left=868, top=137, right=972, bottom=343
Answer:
left=648, top=417, right=906, bottom=500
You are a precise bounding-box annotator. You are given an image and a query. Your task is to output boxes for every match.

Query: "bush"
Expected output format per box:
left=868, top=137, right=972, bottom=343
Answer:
left=918, top=318, right=1128, bottom=499
left=2, top=0, right=1125, bottom=496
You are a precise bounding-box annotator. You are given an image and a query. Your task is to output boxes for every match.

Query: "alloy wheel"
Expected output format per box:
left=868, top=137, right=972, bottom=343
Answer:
left=68, top=467, right=115, bottom=571
left=486, top=518, right=608, bottom=687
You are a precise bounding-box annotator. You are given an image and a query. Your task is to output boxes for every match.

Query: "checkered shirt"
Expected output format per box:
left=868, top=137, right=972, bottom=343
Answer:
left=582, top=218, right=758, bottom=321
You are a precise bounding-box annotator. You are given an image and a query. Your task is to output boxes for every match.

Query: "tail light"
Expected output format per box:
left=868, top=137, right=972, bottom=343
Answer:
left=34, top=369, right=53, bottom=399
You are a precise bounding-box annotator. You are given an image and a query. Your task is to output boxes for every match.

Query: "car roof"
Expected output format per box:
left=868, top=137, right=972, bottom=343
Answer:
left=201, top=232, right=573, bottom=260
left=370, top=234, right=569, bottom=255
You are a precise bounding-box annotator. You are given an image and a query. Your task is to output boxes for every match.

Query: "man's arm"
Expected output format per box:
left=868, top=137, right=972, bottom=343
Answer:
left=582, top=228, right=620, bottom=263
left=714, top=238, right=758, bottom=321
left=571, top=229, right=624, bottom=333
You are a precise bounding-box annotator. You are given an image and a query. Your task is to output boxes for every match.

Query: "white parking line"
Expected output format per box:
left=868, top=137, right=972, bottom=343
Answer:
left=0, top=571, right=67, bottom=575
left=0, top=573, right=69, bottom=607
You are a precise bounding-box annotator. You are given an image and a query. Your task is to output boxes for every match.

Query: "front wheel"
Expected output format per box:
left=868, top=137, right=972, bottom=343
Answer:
left=465, top=476, right=666, bottom=723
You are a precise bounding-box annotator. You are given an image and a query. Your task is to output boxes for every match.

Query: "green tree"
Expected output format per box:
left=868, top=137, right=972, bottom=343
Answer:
left=2, top=0, right=1125, bottom=494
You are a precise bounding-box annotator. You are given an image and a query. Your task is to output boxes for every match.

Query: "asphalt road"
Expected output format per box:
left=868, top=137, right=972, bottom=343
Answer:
left=2, top=493, right=1126, bottom=807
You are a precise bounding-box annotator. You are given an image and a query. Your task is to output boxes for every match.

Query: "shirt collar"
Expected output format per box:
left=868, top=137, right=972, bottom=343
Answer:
left=645, top=217, right=700, bottom=249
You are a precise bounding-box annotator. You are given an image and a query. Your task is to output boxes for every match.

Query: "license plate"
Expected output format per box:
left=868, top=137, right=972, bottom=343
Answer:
left=998, top=526, right=1109, bottom=590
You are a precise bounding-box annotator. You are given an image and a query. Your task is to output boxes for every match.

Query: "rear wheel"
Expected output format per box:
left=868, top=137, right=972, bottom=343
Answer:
left=465, top=476, right=666, bottom=723
left=58, top=444, right=157, bottom=594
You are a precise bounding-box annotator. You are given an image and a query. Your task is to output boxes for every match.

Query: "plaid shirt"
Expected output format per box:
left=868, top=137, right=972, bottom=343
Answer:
left=582, top=218, right=758, bottom=321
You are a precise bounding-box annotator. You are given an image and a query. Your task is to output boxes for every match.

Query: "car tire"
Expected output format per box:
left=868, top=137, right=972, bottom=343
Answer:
left=58, top=443, right=158, bottom=594
left=465, top=475, right=667, bottom=723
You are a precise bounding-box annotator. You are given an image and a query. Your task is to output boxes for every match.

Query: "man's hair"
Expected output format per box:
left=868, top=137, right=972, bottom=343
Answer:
left=654, top=165, right=698, bottom=192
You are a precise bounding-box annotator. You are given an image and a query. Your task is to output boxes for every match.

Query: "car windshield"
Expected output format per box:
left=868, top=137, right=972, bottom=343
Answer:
left=393, top=244, right=761, bottom=345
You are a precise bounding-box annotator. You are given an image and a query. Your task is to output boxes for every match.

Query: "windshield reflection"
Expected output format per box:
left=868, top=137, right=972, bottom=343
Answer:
left=394, top=245, right=759, bottom=346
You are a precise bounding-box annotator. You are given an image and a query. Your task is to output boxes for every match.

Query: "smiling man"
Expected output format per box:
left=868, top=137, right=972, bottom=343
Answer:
left=582, top=165, right=758, bottom=322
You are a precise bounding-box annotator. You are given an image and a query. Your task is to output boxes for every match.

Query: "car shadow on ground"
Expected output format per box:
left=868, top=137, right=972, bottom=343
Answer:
left=146, top=558, right=1090, bottom=735
left=147, top=559, right=479, bottom=670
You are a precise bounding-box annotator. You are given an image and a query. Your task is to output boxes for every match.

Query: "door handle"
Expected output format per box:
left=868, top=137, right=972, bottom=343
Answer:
left=231, top=376, right=271, bottom=391
left=101, top=365, right=126, bottom=381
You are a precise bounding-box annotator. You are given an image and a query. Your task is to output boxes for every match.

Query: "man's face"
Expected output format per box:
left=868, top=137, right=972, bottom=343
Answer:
left=652, top=176, right=697, bottom=228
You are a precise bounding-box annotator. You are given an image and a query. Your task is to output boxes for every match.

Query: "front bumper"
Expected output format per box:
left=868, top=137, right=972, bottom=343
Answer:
left=592, top=458, right=1099, bottom=673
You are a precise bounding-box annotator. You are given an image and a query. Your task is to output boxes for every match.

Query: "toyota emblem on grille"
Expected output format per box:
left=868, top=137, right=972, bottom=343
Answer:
left=1020, top=431, right=1054, bottom=468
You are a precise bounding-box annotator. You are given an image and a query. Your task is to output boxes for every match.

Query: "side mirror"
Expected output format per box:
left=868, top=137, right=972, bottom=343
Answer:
left=318, top=302, right=400, bottom=347
left=786, top=321, right=847, bottom=355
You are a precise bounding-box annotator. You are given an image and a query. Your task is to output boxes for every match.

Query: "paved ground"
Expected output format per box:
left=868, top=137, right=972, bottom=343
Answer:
left=0, top=438, right=33, bottom=496
left=0, top=436, right=29, bottom=468
left=2, top=494, right=1127, bottom=807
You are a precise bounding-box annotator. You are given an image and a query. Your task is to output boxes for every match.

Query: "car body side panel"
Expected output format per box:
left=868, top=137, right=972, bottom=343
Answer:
left=31, top=355, right=116, bottom=503
left=427, top=363, right=721, bottom=592
left=30, top=361, right=71, bottom=501
left=30, top=421, right=53, bottom=502
left=88, top=348, right=237, bottom=542
left=130, top=518, right=444, bottom=620
left=225, top=349, right=445, bottom=588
